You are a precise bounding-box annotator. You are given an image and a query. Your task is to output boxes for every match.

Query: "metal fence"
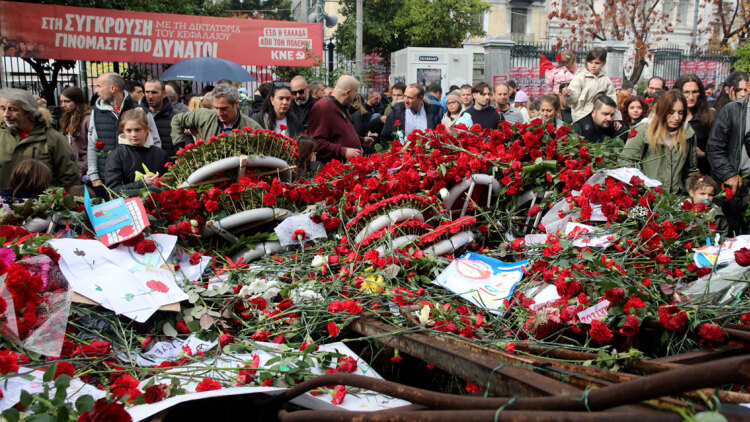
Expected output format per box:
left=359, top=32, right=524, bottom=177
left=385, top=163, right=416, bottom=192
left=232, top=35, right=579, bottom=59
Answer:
left=651, top=46, right=735, bottom=88
left=0, top=42, right=358, bottom=106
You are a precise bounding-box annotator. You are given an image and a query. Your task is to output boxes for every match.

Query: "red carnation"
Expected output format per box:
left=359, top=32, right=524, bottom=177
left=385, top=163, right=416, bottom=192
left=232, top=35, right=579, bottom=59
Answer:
left=53, top=361, right=75, bottom=379
left=195, top=378, right=222, bottom=392
left=134, top=240, right=157, bottom=255
left=395, top=119, right=401, bottom=127
left=175, top=319, right=190, bottom=334
left=619, top=315, right=640, bottom=337
left=189, top=251, right=203, bottom=265
left=95, top=141, right=105, bottom=151
left=219, top=333, right=235, bottom=348
left=465, top=382, right=483, bottom=394
left=331, top=385, right=347, bottom=405
left=736, top=248, right=750, bottom=267
left=698, top=323, right=726, bottom=343
left=327, top=321, right=339, bottom=338
left=37, top=245, right=60, bottom=263
left=143, top=384, right=167, bottom=404
left=338, top=356, right=357, bottom=373
left=293, top=229, right=307, bottom=242
left=0, top=350, right=19, bottom=374
left=77, top=398, right=131, bottom=422
left=589, top=320, right=613, bottom=344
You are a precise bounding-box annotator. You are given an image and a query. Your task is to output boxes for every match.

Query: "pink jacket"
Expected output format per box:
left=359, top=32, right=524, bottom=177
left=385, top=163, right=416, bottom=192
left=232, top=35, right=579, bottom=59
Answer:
left=545, top=66, right=576, bottom=94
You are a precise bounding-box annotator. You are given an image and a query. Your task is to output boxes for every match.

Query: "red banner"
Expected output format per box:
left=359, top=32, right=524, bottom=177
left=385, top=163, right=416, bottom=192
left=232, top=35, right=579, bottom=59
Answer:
left=0, top=1, right=323, bottom=66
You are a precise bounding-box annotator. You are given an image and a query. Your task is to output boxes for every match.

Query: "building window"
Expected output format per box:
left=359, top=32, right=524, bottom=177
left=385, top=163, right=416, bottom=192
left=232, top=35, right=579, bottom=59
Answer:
left=511, top=7, right=528, bottom=35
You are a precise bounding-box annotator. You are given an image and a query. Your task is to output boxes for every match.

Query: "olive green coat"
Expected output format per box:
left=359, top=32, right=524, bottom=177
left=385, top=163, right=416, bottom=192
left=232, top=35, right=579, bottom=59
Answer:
left=618, top=122, right=698, bottom=194
left=0, top=120, right=80, bottom=190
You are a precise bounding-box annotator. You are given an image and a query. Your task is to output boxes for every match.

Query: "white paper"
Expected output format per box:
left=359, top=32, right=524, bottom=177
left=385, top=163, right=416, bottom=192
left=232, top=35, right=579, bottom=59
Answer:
left=274, top=214, right=328, bottom=246
left=603, top=168, right=662, bottom=187
left=564, top=222, right=616, bottom=248
left=0, top=368, right=105, bottom=412
left=577, top=300, right=611, bottom=324
left=48, top=239, right=188, bottom=319
left=527, top=284, right=562, bottom=311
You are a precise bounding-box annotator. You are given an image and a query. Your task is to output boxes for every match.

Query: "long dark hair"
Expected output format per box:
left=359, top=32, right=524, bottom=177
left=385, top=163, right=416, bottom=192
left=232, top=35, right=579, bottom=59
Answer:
left=672, top=74, right=714, bottom=134
left=620, top=96, right=649, bottom=126
left=260, top=83, right=292, bottom=130
left=713, top=71, right=749, bottom=113
left=58, top=86, right=90, bottom=136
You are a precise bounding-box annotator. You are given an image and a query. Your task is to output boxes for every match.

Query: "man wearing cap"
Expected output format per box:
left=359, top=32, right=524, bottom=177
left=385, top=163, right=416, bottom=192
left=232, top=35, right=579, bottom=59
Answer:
left=493, top=82, right=524, bottom=124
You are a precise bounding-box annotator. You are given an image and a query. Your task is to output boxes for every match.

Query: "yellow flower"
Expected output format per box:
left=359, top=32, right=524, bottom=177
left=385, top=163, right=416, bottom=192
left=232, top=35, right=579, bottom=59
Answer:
left=360, top=274, right=385, bottom=293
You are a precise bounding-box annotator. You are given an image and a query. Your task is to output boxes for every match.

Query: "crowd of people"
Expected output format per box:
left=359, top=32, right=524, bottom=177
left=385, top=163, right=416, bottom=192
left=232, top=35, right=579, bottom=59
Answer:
left=0, top=57, right=749, bottom=234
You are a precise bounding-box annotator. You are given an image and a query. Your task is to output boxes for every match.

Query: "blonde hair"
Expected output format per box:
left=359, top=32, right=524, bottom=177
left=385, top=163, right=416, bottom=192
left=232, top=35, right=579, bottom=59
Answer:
left=646, top=90, right=688, bottom=152
left=119, top=108, right=149, bottom=131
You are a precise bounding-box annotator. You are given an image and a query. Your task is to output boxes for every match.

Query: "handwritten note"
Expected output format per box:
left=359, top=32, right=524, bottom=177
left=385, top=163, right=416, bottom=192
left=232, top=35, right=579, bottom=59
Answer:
left=577, top=300, right=611, bottom=324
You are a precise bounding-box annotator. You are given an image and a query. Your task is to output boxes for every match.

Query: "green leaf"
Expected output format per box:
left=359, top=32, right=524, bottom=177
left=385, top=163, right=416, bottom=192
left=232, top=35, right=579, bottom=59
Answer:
left=75, top=395, right=95, bottom=414
left=163, top=321, right=178, bottom=337
left=56, top=405, right=69, bottom=422
left=3, top=408, right=20, bottom=422
left=19, top=390, right=33, bottom=408
left=27, top=415, right=56, bottom=422
left=43, top=364, right=56, bottom=383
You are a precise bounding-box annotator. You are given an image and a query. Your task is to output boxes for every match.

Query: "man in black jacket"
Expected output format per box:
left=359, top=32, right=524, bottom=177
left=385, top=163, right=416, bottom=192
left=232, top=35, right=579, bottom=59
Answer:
left=707, top=95, right=750, bottom=234
left=289, top=76, right=317, bottom=129
left=142, top=79, right=177, bottom=157
left=572, top=95, right=628, bottom=144
left=380, top=84, right=441, bottom=146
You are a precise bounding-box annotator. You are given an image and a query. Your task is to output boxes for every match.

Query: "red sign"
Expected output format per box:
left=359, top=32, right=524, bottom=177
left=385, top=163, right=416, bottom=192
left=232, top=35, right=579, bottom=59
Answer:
left=0, top=1, right=323, bottom=66
left=493, top=75, right=508, bottom=85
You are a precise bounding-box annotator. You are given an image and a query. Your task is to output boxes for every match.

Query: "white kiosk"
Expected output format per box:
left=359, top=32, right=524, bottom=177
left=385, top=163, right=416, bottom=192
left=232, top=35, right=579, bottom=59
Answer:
left=389, top=47, right=473, bottom=94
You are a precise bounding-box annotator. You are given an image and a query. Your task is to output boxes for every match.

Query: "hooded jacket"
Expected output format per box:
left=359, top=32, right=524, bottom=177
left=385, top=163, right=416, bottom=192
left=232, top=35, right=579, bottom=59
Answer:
left=104, top=132, right=169, bottom=194
left=564, top=69, right=622, bottom=123
left=0, top=118, right=80, bottom=190
left=87, top=91, right=161, bottom=181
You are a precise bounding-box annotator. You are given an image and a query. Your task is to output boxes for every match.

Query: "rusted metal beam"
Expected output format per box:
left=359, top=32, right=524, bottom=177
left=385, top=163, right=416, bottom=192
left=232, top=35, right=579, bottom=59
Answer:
left=278, top=409, right=687, bottom=422
left=651, top=345, right=747, bottom=365
left=350, top=315, right=581, bottom=397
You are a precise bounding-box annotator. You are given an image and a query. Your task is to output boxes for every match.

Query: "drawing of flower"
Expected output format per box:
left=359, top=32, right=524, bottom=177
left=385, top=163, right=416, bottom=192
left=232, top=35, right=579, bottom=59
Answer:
left=146, top=280, right=170, bottom=293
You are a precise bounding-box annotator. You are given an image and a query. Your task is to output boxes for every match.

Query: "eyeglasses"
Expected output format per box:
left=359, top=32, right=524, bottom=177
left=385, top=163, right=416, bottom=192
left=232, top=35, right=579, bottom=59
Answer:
left=291, top=88, right=306, bottom=95
left=682, top=90, right=700, bottom=97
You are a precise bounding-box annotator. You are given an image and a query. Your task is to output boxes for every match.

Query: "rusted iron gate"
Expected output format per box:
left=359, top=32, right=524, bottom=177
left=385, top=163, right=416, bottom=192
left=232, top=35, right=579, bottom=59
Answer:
left=268, top=313, right=750, bottom=421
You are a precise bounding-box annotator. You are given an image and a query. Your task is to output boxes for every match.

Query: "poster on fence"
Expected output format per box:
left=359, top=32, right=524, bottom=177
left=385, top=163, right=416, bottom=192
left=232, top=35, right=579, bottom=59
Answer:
left=680, top=61, right=719, bottom=85
left=0, top=1, right=322, bottom=66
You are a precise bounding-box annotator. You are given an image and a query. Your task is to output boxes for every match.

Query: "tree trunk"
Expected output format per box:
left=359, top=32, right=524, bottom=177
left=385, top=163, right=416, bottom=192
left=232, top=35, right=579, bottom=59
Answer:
left=630, top=57, right=647, bottom=84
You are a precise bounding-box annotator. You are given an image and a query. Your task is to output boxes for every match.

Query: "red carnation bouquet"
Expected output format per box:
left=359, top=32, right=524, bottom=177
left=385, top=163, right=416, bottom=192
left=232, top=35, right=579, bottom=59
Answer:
left=0, top=251, right=72, bottom=356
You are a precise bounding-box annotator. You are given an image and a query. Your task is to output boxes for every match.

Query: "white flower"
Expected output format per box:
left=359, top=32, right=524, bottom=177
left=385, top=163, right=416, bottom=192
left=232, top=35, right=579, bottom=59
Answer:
left=311, top=255, right=326, bottom=268
left=418, top=305, right=432, bottom=325
left=439, top=188, right=450, bottom=201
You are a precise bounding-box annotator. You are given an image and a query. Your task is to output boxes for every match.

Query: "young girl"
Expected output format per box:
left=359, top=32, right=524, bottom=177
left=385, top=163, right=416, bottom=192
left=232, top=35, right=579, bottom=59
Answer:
left=619, top=90, right=698, bottom=194
left=513, top=90, right=531, bottom=123
left=545, top=50, right=578, bottom=94
left=563, top=47, right=621, bottom=125
left=687, top=174, right=728, bottom=236
left=105, top=108, right=169, bottom=194
left=538, top=94, right=564, bottom=129
left=620, top=96, right=648, bottom=127
left=58, top=86, right=91, bottom=178
left=295, top=133, right=318, bottom=180
left=0, top=159, right=52, bottom=208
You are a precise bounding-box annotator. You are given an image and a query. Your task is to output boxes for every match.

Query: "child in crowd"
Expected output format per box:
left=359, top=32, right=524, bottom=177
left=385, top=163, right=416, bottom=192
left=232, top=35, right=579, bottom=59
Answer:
left=513, top=90, right=531, bottom=123
left=687, top=174, right=728, bottom=237
left=545, top=50, right=578, bottom=94
left=295, top=133, right=318, bottom=180
left=528, top=98, right=542, bottom=121
left=563, top=47, right=622, bottom=125
left=0, top=159, right=52, bottom=212
left=105, top=108, right=169, bottom=194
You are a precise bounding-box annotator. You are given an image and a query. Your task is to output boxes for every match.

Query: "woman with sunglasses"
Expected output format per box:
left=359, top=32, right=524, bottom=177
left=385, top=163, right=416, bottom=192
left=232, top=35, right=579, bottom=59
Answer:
left=249, top=82, right=303, bottom=138
left=673, top=74, right=714, bottom=175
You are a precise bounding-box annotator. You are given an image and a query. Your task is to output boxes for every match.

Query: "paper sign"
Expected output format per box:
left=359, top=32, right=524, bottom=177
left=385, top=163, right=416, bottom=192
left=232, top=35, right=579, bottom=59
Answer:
left=433, top=252, right=528, bottom=314
left=577, top=300, right=611, bottom=324
left=0, top=368, right=105, bottom=412
left=274, top=214, right=327, bottom=246
left=84, top=188, right=149, bottom=247
left=565, top=222, right=616, bottom=248
left=603, top=168, right=662, bottom=188
left=694, top=235, right=750, bottom=268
